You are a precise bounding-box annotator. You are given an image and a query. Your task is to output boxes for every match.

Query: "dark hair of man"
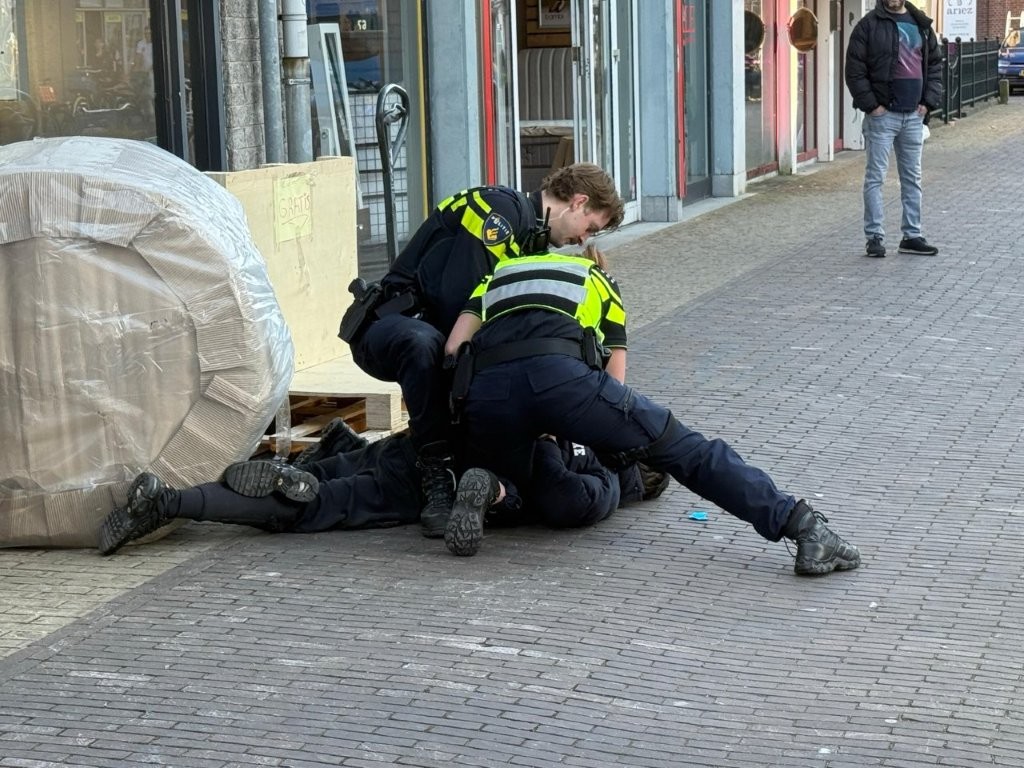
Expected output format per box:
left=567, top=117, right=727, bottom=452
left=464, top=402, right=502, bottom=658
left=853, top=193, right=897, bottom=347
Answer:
left=541, top=163, right=625, bottom=230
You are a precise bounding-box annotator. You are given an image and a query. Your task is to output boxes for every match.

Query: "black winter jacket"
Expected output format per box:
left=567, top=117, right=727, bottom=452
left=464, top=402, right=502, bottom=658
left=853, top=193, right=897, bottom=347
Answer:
left=845, top=0, right=943, bottom=113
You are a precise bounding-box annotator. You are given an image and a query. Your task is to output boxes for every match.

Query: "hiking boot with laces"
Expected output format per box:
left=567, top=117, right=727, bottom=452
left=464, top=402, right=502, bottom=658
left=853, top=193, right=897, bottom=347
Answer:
left=783, top=500, right=861, bottom=576
left=417, top=442, right=456, bottom=538
left=445, top=468, right=500, bottom=557
left=292, top=418, right=369, bottom=469
left=222, top=460, right=319, bottom=502
left=98, top=472, right=177, bottom=556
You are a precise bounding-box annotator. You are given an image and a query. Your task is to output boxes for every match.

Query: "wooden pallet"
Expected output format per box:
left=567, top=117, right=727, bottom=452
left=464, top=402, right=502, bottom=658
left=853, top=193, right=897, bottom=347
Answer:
left=259, top=351, right=409, bottom=457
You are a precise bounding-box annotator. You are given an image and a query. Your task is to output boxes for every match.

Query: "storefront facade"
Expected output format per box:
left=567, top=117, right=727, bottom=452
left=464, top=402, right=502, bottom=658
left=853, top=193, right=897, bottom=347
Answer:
left=2, top=1, right=879, bottom=245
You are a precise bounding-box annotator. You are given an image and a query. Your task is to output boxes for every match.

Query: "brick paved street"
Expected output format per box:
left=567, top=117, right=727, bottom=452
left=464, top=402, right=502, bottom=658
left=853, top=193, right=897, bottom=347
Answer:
left=1, top=100, right=1022, bottom=767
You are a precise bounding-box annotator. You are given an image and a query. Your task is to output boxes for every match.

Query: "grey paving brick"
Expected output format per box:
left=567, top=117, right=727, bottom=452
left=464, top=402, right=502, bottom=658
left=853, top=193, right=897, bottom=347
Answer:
left=2, top=100, right=1024, bottom=768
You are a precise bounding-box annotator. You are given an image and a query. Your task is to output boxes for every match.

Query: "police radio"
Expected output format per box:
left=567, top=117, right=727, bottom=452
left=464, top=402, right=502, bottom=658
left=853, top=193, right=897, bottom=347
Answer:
left=521, top=207, right=551, bottom=255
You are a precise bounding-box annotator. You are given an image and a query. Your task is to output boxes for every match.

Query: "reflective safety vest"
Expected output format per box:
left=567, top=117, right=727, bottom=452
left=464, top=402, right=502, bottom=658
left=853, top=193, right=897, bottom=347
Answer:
left=467, top=253, right=626, bottom=346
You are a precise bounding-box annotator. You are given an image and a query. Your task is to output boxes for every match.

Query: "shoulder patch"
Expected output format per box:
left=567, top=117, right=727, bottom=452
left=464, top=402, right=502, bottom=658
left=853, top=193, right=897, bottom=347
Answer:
left=481, top=212, right=513, bottom=246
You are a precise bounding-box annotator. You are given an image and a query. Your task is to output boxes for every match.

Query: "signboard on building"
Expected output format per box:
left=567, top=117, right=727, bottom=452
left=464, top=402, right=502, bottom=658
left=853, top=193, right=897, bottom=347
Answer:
left=943, top=0, right=977, bottom=41
left=538, top=0, right=570, bottom=29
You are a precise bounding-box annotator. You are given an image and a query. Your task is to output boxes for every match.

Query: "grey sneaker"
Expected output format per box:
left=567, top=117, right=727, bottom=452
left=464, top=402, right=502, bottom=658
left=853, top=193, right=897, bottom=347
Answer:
left=222, top=460, right=319, bottom=502
left=444, top=468, right=500, bottom=557
left=98, top=473, right=176, bottom=556
left=898, top=237, right=938, bottom=256
left=783, top=500, right=861, bottom=576
left=865, top=236, right=886, bottom=258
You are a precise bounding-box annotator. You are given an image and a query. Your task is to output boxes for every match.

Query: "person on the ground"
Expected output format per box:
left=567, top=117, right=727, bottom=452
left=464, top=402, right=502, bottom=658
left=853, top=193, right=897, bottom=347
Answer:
left=441, top=249, right=862, bottom=575
left=97, top=420, right=667, bottom=556
left=845, top=0, right=942, bottom=258
left=338, top=163, right=624, bottom=540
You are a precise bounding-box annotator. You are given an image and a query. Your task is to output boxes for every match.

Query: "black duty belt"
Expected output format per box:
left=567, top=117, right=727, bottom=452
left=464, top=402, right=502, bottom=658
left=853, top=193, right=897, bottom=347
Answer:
left=471, top=337, right=590, bottom=371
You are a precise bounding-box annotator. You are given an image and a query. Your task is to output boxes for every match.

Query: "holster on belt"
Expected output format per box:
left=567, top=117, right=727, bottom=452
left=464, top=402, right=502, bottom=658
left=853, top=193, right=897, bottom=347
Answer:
left=581, top=327, right=605, bottom=370
left=448, top=342, right=475, bottom=423
left=337, top=278, right=383, bottom=343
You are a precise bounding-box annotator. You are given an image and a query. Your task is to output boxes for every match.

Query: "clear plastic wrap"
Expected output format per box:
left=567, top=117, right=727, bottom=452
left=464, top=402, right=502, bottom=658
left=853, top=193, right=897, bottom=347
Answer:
left=0, top=137, right=295, bottom=547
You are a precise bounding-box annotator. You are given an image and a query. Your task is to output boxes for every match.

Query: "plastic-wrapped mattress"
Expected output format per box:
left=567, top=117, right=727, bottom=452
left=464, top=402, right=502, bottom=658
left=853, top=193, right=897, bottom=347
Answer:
left=0, top=137, right=294, bottom=547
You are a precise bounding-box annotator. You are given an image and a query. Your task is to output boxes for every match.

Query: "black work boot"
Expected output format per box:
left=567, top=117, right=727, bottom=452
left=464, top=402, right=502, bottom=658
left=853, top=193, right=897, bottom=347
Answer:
left=292, top=418, right=369, bottom=469
left=445, top=468, right=500, bottom=557
left=783, top=500, right=861, bottom=576
left=222, top=460, right=319, bottom=502
left=98, top=472, right=178, bottom=556
left=417, top=442, right=456, bottom=538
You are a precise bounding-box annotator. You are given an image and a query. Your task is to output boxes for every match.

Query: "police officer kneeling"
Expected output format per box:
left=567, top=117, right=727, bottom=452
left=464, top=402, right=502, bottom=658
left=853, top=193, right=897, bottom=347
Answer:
left=442, top=249, right=861, bottom=575
left=338, top=164, right=624, bottom=540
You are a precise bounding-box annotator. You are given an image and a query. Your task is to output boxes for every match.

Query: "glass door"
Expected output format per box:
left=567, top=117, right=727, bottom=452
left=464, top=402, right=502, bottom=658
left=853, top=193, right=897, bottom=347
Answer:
left=572, top=0, right=639, bottom=221
left=681, top=0, right=710, bottom=199
left=571, top=0, right=598, bottom=166
left=488, top=0, right=519, bottom=187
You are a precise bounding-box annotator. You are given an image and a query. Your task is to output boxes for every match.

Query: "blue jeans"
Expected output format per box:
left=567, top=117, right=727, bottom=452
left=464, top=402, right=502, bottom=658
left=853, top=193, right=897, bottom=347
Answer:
left=862, top=110, right=925, bottom=241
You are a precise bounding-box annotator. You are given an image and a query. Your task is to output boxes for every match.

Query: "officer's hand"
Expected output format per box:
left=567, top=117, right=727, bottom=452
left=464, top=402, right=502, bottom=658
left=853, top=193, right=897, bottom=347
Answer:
left=870, top=105, right=887, bottom=116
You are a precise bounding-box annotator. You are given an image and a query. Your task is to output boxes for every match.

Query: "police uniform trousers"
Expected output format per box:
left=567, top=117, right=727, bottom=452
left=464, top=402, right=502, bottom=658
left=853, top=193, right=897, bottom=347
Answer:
left=170, top=437, right=422, bottom=534
left=351, top=313, right=452, bottom=450
left=462, top=355, right=795, bottom=541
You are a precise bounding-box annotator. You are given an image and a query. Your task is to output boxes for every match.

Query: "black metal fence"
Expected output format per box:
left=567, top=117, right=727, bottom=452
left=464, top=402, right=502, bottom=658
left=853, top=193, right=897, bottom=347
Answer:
left=935, top=38, right=1002, bottom=123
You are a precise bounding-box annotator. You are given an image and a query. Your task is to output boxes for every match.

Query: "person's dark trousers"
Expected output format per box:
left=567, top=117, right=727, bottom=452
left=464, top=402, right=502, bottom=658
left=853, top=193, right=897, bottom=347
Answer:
left=463, top=355, right=795, bottom=541
left=169, top=484, right=303, bottom=532
left=296, top=436, right=421, bottom=532
left=171, top=438, right=422, bottom=534
left=350, top=314, right=457, bottom=536
left=349, top=314, right=452, bottom=449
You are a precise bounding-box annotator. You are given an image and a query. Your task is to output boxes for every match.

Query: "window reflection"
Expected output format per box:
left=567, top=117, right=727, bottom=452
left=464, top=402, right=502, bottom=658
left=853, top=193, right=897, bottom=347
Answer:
left=0, top=1, right=156, bottom=148
left=794, top=1, right=817, bottom=158
left=307, top=1, right=422, bottom=278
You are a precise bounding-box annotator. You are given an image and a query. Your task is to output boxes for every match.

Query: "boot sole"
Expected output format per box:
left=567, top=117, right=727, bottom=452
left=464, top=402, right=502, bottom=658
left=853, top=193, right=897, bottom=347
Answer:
left=223, top=462, right=319, bottom=503
left=97, top=473, right=163, bottom=556
left=794, top=553, right=861, bottom=576
left=444, top=469, right=498, bottom=557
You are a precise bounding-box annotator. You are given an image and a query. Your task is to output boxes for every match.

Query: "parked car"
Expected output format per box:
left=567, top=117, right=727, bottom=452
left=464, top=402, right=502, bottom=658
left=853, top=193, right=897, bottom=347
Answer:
left=998, top=29, right=1024, bottom=94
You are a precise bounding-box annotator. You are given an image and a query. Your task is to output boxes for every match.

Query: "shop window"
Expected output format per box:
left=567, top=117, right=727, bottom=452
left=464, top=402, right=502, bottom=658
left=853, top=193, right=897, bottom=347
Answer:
left=0, top=1, right=156, bottom=149
left=307, top=1, right=425, bottom=277
left=744, top=2, right=777, bottom=175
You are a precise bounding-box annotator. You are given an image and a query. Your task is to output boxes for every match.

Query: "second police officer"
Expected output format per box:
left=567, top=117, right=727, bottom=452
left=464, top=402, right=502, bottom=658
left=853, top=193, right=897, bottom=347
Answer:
left=338, top=163, right=624, bottom=539
left=441, top=248, right=862, bottom=575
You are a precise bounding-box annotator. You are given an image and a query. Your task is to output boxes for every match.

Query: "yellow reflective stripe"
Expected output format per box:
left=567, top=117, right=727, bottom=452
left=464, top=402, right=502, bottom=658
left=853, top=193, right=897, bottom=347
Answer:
left=484, top=278, right=588, bottom=314
left=438, top=189, right=524, bottom=261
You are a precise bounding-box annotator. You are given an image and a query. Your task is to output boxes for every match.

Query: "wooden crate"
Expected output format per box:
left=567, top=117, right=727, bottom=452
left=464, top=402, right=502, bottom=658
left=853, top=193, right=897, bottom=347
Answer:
left=259, top=350, right=409, bottom=457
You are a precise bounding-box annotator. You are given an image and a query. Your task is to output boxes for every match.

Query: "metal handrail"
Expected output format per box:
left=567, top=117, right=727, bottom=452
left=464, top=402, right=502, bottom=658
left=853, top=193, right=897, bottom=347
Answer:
left=375, top=83, right=410, bottom=266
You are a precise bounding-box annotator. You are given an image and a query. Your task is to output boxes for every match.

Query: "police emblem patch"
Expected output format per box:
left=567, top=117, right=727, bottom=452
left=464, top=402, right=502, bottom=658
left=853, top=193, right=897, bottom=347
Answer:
left=482, top=212, right=513, bottom=245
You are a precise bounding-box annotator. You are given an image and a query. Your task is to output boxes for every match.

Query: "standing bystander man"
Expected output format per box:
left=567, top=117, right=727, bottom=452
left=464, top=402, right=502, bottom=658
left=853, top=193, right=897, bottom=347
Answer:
left=845, top=0, right=942, bottom=258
